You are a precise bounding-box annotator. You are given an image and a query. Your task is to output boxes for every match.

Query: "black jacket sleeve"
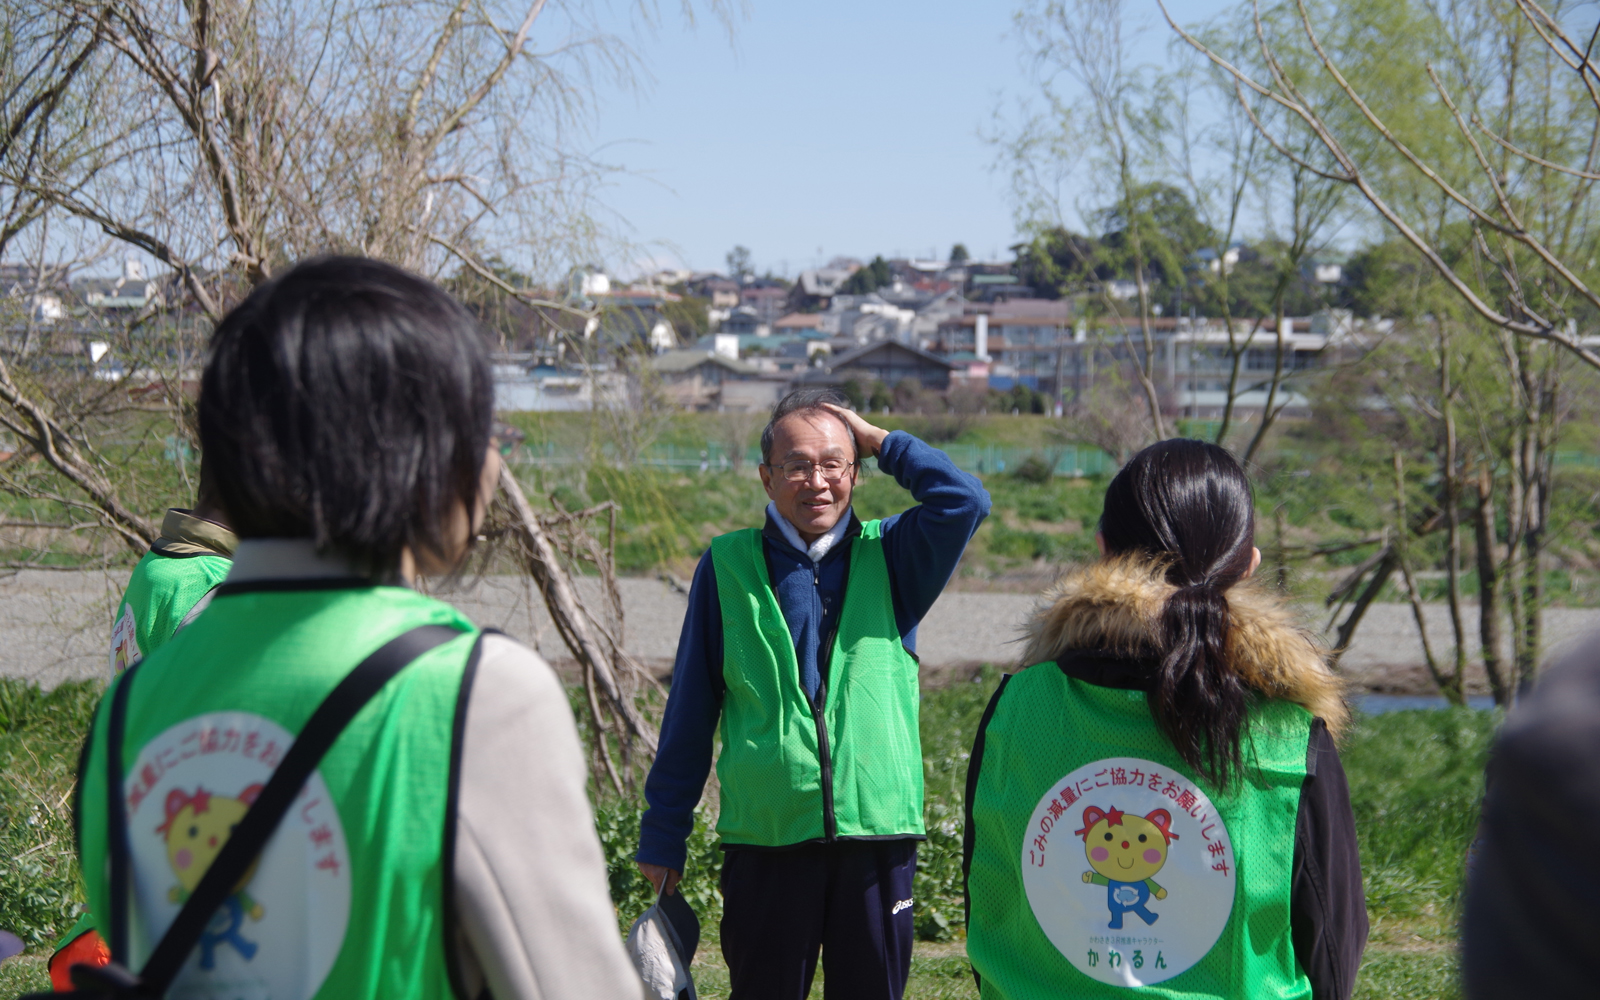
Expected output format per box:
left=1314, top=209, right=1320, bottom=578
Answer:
left=1291, top=718, right=1369, bottom=1000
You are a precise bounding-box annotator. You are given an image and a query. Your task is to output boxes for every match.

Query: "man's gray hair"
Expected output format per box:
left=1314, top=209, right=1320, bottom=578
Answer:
left=760, top=387, right=857, bottom=465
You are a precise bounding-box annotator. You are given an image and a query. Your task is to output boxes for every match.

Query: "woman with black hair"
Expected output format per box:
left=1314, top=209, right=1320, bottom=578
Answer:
left=963, top=439, right=1367, bottom=999
left=72, top=257, right=644, bottom=1000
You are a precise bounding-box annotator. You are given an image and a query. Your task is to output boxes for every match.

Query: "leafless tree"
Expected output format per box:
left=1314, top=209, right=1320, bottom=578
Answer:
left=1162, top=0, right=1600, bottom=373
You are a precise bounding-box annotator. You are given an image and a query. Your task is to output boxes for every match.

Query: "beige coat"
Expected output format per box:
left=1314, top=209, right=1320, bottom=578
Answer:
left=1017, top=555, right=1350, bottom=736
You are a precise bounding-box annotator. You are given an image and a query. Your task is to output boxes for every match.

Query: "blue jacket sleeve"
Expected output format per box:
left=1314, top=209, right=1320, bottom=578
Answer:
left=636, top=550, right=723, bottom=873
left=877, top=430, right=992, bottom=641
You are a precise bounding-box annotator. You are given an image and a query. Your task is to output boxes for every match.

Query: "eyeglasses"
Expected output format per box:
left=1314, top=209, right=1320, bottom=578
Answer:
left=767, top=459, right=856, bottom=483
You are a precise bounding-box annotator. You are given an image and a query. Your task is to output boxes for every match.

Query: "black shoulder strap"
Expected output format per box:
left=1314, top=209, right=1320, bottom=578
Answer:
left=106, top=664, right=139, bottom=964
left=441, top=629, right=493, bottom=1000
left=66, top=624, right=463, bottom=999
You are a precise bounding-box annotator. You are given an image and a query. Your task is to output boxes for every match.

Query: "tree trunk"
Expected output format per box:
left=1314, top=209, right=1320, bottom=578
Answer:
left=1472, top=464, right=1509, bottom=706
left=1439, top=329, right=1468, bottom=700
left=1329, top=546, right=1397, bottom=665
left=1128, top=257, right=1167, bottom=439
left=1394, top=451, right=1461, bottom=704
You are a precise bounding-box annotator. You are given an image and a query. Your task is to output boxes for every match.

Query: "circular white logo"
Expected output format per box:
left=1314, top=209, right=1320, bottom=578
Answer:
left=1020, top=757, right=1235, bottom=987
left=122, top=712, right=351, bottom=1000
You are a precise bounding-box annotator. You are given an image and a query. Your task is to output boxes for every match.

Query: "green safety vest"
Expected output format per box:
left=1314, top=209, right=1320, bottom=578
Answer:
left=109, top=510, right=236, bottom=673
left=78, top=584, right=480, bottom=1000
left=965, top=663, right=1313, bottom=999
left=710, top=521, right=924, bottom=846
left=58, top=513, right=236, bottom=966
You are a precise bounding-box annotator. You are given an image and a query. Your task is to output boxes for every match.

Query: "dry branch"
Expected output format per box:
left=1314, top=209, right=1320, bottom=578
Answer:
left=497, top=463, right=659, bottom=765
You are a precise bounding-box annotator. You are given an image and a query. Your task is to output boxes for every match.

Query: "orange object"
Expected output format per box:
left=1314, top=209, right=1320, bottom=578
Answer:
left=48, top=928, right=110, bottom=991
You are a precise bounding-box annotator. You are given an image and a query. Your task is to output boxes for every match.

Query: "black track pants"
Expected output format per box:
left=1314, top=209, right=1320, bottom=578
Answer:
left=720, top=839, right=918, bottom=1000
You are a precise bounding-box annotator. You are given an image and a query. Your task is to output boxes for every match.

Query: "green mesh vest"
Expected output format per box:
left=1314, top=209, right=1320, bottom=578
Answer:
left=710, top=521, right=924, bottom=846
left=109, top=551, right=232, bottom=673
left=78, top=585, right=480, bottom=1000
left=965, top=663, right=1312, bottom=999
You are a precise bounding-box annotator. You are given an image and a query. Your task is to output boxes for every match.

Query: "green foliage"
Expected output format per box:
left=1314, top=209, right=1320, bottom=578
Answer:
left=1343, top=708, right=1496, bottom=926
left=0, top=679, right=103, bottom=951
left=1093, top=181, right=1217, bottom=288
left=914, top=670, right=1001, bottom=942
left=1012, top=455, right=1054, bottom=484
left=0, top=955, right=49, bottom=995
left=1013, top=228, right=1099, bottom=300
left=595, top=798, right=726, bottom=933
left=841, top=256, right=893, bottom=296
left=949, top=244, right=970, bottom=265
left=837, top=378, right=867, bottom=410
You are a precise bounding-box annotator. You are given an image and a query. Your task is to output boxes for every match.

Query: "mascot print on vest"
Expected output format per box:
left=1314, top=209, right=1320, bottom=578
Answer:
left=157, top=785, right=267, bottom=967
left=124, top=710, right=352, bottom=996
left=1021, top=757, right=1235, bottom=988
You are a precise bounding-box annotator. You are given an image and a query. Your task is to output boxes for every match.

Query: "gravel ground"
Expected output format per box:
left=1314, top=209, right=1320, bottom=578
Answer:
left=4, top=569, right=1596, bottom=694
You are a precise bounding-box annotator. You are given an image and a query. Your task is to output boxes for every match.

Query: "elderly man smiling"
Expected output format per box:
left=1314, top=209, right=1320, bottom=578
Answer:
left=636, top=386, right=990, bottom=1000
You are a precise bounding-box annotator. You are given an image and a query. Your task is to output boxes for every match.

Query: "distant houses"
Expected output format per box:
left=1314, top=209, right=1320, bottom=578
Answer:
left=474, top=256, right=1372, bottom=418
left=0, top=254, right=1402, bottom=422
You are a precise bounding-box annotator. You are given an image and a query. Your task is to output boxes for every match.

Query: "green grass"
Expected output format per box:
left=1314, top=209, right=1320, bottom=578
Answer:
left=0, top=681, right=99, bottom=953
left=0, top=954, right=48, bottom=996
left=0, top=673, right=1493, bottom=1000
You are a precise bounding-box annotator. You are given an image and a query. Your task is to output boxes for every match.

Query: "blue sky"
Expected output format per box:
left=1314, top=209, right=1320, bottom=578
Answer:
left=587, top=0, right=1236, bottom=277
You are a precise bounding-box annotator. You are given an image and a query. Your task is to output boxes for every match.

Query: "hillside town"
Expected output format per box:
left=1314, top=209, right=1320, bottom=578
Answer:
left=1, top=245, right=1369, bottom=420
left=473, top=247, right=1373, bottom=418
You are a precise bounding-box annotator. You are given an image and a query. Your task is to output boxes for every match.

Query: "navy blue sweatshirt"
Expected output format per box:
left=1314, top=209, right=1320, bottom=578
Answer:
left=636, top=431, right=991, bottom=872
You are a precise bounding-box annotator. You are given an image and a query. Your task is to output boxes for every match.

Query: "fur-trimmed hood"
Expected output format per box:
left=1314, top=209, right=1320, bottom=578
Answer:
left=1019, top=555, right=1350, bottom=737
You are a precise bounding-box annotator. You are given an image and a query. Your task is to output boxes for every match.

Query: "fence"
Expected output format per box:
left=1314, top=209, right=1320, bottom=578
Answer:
left=509, top=441, right=1597, bottom=477
left=509, top=440, right=1117, bottom=478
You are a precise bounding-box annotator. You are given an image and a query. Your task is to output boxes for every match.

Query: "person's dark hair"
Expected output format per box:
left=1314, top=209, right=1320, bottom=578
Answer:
left=198, top=256, right=493, bottom=580
left=193, top=456, right=222, bottom=516
left=1099, top=439, right=1257, bottom=788
left=760, top=386, right=857, bottom=465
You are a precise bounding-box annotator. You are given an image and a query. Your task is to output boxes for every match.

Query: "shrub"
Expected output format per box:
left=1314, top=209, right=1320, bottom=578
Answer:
left=1012, top=454, right=1054, bottom=484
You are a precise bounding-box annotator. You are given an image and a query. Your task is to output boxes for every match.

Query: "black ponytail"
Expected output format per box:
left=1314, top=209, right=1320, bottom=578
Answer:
left=1099, top=439, right=1257, bottom=789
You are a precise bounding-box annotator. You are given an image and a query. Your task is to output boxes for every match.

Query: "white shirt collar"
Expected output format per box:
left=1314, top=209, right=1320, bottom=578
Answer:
left=224, top=539, right=367, bottom=584
left=766, top=502, right=853, bottom=563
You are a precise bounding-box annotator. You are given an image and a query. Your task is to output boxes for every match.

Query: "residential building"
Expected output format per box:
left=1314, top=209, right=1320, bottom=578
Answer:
left=721, top=306, right=770, bottom=337
left=739, top=282, right=789, bottom=324
left=787, top=264, right=857, bottom=312
left=773, top=312, right=826, bottom=336
left=651, top=349, right=784, bottom=411
left=933, top=299, right=1073, bottom=389
left=814, top=293, right=916, bottom=344
left=492, top=358, right=627, bottom=412
left=75, top=260, right=164, bottom=311
left=587, top=301, right=678, bottom=352
left=810, top=340, right=957, bottom=390
left=1054, top=313, right=1346, bottom=416
left=688, top=274, right=740, bottom=308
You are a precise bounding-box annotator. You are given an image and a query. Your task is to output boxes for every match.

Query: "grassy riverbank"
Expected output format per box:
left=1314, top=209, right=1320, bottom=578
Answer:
left=0, top=674, right=1490, bottom=998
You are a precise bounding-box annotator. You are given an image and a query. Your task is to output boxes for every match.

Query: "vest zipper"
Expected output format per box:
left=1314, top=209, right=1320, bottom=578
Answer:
left=812, top=559, right=838, bottom=842
left=810, top=680, right=837, bottom=842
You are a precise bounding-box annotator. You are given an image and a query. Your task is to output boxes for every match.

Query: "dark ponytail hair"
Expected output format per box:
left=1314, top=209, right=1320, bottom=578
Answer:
left=1099, top=439, right=1257, bottom=789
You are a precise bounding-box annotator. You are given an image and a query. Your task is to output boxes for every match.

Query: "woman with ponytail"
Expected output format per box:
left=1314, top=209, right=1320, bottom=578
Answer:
left=963, top=439, right=1366, bottom=999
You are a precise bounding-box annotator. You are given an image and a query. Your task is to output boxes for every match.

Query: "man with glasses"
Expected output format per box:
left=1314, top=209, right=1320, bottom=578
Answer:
left=636, top=386, right=990, bottom=1000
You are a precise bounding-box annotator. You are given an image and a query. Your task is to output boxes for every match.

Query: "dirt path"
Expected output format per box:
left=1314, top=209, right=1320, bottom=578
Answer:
left=4, top=569, right=1595, bottom=693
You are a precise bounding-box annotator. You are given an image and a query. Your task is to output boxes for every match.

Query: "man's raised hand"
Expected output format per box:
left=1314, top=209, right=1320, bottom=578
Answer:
left=822, top=402, right=889, bottom=459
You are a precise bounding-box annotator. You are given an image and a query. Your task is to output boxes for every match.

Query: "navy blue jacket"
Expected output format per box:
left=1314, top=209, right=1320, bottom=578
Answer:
left=637, top=431, right=991, bottom=871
